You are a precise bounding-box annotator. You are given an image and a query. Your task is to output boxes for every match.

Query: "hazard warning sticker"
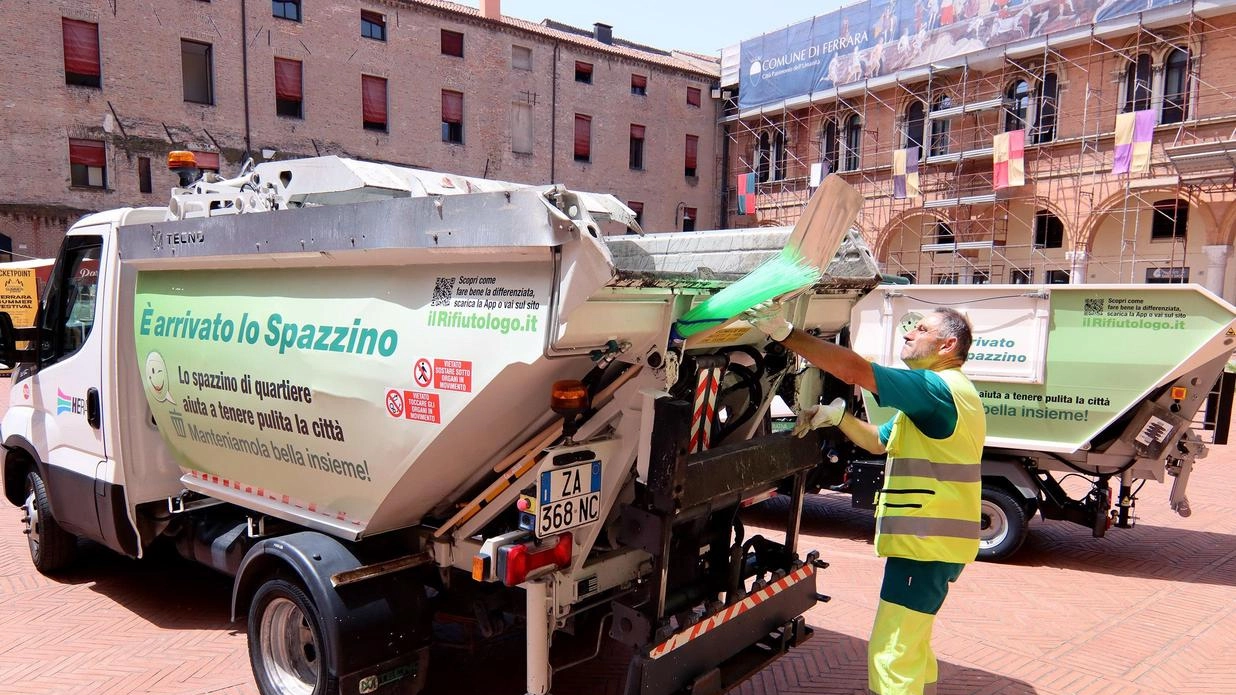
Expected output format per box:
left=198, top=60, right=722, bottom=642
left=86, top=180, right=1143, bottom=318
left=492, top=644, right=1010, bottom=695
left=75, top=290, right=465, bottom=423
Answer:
left=434, top=359, right=472, bottom=392
left=384, top=389, right=441, bottom=424
left=385, top=389, right=405, bottom=418
left=697, top=326, right=753, bottom=345
left=414, top=358, right=433, bottom=388
left=403, top=391, right=441, bottom=423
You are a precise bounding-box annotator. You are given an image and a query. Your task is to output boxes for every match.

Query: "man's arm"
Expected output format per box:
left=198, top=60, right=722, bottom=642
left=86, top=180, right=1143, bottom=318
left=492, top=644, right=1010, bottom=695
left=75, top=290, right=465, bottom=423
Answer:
left=779, top=328, right=878, bottom=393
left=837, top=411, right=886, bottom=455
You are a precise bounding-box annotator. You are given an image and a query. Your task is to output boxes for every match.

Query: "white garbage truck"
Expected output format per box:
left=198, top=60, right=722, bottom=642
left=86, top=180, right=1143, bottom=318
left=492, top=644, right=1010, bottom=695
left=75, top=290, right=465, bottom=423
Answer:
left=0, top=154, right=882, bottom=695
left=784, top=281, right=1236, bottom=561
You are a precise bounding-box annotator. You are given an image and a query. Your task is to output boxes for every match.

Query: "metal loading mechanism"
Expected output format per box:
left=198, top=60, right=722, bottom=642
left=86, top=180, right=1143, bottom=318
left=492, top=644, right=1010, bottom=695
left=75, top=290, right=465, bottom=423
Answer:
left=610, top=391, right=826, bottom=695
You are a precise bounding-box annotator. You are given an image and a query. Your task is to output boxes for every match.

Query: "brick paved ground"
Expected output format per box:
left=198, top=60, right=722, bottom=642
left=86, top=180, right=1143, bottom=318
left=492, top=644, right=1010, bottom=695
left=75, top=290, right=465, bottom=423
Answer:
left=3, top=400, right=1235, bottom=694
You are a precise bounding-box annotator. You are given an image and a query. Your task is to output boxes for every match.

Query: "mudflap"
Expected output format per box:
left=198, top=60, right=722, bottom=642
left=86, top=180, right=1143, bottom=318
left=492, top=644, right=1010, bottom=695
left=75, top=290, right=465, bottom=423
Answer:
left=624, top=564, right=817, bottom=695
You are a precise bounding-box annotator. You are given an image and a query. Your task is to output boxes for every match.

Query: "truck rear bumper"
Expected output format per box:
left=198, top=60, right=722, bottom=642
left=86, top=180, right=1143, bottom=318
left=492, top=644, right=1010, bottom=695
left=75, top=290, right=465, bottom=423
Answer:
left=624, top=564, right=817, bottom=695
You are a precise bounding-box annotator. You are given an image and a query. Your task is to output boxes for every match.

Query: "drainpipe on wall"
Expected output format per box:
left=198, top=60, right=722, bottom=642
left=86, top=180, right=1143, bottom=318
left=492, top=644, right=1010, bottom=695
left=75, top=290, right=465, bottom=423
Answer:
left=550, top=42, right=559, bottom=184
left=240, top=0, right=253, bottom=157
left=720, top=120, right=730, bottom=229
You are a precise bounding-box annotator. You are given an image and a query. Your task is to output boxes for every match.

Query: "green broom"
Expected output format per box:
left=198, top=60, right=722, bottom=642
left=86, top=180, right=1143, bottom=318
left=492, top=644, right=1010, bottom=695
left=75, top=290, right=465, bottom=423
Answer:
left=670, top=246, right=821, bottom=340
left=669, top=175, right=863, bottom=342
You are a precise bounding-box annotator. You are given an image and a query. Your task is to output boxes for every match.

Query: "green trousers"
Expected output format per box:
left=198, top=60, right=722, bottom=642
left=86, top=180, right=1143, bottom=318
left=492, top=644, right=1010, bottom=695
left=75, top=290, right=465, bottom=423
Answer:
left=868, top=557, right=964, bottom=695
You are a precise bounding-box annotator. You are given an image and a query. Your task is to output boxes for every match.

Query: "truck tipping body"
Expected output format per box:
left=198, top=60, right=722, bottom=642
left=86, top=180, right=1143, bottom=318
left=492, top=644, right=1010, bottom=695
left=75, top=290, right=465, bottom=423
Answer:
left=124, top=184, right=623, bottom=540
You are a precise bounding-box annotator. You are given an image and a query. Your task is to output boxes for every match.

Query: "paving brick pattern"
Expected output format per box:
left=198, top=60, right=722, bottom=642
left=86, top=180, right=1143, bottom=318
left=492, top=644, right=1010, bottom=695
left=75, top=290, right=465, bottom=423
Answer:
left=3, top=425, right=1236, bottom=694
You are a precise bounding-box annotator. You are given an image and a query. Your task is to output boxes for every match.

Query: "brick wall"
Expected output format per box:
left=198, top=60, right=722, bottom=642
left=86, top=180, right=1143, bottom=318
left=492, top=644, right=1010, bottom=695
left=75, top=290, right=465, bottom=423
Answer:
left=0, top=0, right=720, bottom=257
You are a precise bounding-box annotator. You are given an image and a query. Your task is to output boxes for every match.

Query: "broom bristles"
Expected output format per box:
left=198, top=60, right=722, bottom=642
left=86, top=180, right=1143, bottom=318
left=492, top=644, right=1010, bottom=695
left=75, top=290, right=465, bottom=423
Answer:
left=673, top=246, right=821, bottom=339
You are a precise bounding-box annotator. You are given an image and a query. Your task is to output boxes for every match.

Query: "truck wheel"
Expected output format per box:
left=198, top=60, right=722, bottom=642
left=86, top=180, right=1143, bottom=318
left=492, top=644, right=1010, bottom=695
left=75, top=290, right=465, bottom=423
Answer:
left=249, top=578, right=338, bottom=695
left=23, top=471, right=77, bottom=573
left=977, top=486, right=1028, bottom=562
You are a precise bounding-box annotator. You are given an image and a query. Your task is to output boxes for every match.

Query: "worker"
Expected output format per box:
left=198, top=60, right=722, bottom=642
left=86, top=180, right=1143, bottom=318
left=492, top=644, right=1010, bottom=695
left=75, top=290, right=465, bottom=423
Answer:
left=745, top=302, right=985, bottom=695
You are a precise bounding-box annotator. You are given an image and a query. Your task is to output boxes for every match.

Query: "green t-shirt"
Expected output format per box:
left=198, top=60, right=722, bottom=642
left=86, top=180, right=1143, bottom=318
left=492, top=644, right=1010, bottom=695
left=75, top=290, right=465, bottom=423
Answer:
left=872, top=363, right=959, bottom=445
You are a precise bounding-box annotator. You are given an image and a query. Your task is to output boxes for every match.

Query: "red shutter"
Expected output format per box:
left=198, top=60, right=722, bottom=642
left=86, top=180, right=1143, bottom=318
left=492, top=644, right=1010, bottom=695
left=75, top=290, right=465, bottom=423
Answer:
left=576, top=61, right=592, bottom=77
left=685, top=135, right=698, bottom=169
left=630, top=124, right=645, bottom=139
left=193, top=151, right=220, bottom=171
left=631, top=74, right=646, bottom=90
left=628, top=201, right=643, bottom=217
left=574, top=115, right=591, bottom=159
left=687, top=87, right=701, bottom=107
left=442, top=90, right=463, bottom=123
left=62, top=19, right=101, bottom=77
left=362, top=75, right=387, bottom=125
left=441, top=30, right=463, bottom=56
left=274, top=58, right=302, bottom=100
left=69, top=139, right=105, bottom=167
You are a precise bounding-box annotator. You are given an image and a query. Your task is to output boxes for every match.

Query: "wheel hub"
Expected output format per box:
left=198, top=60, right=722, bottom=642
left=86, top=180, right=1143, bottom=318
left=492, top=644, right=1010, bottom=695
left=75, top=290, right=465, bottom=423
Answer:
left=23, top=490, right=41, bottom=556
left=979, top=499, right=1009, bottom=549
left=258, top=596, right=320, bottom=695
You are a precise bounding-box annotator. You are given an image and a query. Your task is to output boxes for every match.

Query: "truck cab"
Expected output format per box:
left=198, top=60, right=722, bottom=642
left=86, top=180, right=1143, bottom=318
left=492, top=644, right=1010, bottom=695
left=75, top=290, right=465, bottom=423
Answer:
left=2, top=208, right=175, bottom=569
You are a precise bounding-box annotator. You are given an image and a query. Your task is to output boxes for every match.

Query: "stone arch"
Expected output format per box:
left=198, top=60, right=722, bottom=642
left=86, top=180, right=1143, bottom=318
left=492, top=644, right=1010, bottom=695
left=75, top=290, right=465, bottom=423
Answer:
left=1077, top=187, right=1215, bottom=250
left=873, top=208, right=952, bottom=262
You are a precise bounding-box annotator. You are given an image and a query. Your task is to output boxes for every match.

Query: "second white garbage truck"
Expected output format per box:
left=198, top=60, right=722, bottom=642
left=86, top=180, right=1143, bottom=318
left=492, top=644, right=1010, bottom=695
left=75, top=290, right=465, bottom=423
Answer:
left=776, top=270, right=1236, bottom=561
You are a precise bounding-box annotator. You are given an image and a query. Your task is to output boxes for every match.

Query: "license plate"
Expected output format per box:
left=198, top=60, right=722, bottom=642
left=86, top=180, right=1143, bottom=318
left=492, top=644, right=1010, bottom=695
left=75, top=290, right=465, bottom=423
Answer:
left=536, top=460, right=601, bottom=538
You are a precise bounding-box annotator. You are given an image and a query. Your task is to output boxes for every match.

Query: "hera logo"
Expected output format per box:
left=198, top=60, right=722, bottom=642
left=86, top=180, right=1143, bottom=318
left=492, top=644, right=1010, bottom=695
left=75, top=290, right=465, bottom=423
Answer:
left=56, top=388, right=86, bottom=416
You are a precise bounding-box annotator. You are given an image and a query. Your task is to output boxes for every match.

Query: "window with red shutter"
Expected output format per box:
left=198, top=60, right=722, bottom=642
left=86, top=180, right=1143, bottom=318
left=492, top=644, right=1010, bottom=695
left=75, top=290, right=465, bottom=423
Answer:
left=362, top=75, right=388, bottom=131
left=631, top=74, right=647, bottom=96
left=62, top=18, right=101, bottom=88
left=274, top=58, right=303, bottom=118
left=69, top=139, right=106, bottom=188
left=687, top=87, right=701, bottom=107
left=627, top=201, right=644, bottom=229
left=442, top=90, right=464, bottom=144
left=629, top=124, right=645, bottom=170
left=683, top=207, right=697, bottom=232
left=685, top=135, right=699, bottom=177
left=441, top=30, right=464, bottom=57
left=575, top=62, right=593, bottom=84
left=574, top=115, right=592, bottom=162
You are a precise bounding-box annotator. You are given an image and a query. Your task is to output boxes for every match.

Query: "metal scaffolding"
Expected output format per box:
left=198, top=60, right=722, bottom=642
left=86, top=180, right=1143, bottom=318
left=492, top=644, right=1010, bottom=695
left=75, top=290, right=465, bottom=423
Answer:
left=723, top=5, right=1236, bottom=286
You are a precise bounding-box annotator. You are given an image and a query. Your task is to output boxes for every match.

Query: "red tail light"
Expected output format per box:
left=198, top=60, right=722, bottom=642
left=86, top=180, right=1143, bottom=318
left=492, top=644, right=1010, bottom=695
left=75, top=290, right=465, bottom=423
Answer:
left=496, top=533, right=572, bottom=586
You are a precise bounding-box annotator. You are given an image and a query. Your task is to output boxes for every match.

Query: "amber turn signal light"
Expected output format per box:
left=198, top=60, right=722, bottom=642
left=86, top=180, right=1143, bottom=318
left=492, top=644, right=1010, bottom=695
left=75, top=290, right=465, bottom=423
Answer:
left=167, top=150, right=197, bottom=170
left=550, top=379, right=589, bottom=414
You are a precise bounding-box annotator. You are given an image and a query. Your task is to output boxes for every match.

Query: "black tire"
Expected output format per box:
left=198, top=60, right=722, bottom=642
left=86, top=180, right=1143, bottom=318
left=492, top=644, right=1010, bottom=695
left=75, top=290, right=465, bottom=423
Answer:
left=248, top=578, right=339, bottom=695
left=977, top=485, right=1029, bottom=562
left=23, top=471, right=77, bottom=573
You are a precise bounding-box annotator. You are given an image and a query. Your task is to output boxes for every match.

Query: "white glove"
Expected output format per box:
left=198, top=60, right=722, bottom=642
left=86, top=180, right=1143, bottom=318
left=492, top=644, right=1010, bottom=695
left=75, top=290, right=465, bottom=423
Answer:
left=744, top=301, right=793, bottom=342
left=793, top=397, right=847, bottom=437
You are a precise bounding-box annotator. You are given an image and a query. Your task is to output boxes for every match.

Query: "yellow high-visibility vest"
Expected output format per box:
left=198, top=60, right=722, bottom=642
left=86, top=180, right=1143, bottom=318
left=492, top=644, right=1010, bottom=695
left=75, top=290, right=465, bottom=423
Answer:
left=874, top=368, right=986, bottom=564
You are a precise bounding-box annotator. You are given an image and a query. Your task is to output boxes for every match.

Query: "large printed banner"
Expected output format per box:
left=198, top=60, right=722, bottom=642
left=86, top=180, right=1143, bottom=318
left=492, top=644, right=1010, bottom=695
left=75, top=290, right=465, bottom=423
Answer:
left=739, top=0, right=1186, bottom=109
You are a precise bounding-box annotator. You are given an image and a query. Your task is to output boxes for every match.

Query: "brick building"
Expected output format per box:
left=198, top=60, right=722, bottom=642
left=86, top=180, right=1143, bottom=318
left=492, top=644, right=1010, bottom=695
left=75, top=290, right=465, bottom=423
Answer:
left=724, top=0, right=1236, bottom=301
left=1, top=0, right=720, bottom=259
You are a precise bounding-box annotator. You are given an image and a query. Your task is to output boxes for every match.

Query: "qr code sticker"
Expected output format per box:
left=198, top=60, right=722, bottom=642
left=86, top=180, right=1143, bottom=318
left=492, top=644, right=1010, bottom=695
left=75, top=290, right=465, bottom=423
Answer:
left=1084, top=298, right=1104, bottom=316
left=431, top=277, right=455, bottom=307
